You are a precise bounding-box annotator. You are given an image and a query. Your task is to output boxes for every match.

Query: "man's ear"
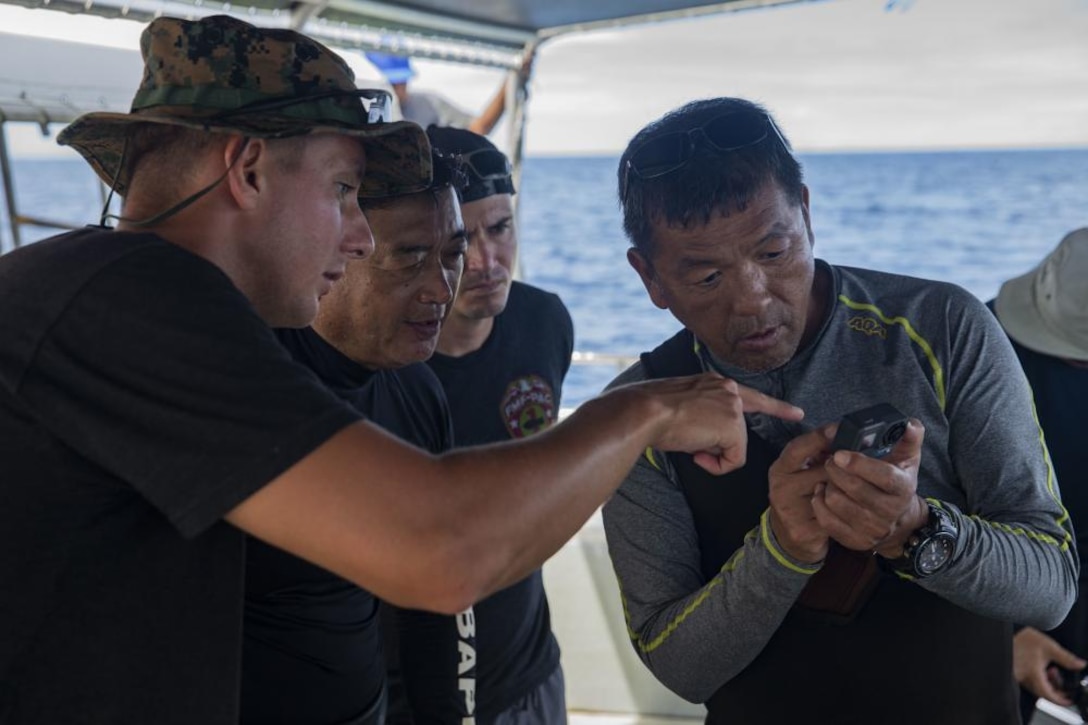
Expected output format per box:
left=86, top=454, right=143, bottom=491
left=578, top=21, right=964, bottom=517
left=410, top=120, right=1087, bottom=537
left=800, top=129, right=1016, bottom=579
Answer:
left=627, top=247, right=669, bottom=311
left=223, top=136, right=267, bottom=211
left=800, top=183, right=814, bottom=247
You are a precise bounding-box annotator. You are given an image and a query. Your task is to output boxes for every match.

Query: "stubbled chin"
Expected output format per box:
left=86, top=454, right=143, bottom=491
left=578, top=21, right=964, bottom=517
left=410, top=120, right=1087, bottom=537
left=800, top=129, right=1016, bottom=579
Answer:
left=457, top=298, right=504, bottom=320
left=402, top=341, right=437, bottom=366
left=737, top=346, right=798, bottom=374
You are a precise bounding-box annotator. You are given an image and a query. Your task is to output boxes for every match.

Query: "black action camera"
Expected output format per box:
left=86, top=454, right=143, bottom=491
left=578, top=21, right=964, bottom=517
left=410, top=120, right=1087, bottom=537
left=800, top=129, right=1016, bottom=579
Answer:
left=831, top=403, right=909, bottom=459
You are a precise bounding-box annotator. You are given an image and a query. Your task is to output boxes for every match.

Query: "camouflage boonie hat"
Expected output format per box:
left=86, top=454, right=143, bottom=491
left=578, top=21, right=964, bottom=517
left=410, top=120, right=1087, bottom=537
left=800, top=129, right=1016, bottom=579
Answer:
left=57, top=14, right=431, bottom=196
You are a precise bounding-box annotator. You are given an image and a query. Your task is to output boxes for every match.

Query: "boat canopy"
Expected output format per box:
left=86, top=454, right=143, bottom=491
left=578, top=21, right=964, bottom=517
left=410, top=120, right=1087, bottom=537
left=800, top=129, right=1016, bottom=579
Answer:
left=0, top=0, right=813, bottom=68
left=0, top=32, right=141, bottom=126
left=0, top=0, right=816, bottom=249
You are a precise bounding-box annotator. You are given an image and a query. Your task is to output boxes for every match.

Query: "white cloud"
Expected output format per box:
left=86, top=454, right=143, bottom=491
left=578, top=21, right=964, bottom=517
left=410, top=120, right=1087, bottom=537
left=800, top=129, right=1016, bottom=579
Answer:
left=2, top=0, right=1086, bottom=156
left=524, top=0, right=1088, bottom=153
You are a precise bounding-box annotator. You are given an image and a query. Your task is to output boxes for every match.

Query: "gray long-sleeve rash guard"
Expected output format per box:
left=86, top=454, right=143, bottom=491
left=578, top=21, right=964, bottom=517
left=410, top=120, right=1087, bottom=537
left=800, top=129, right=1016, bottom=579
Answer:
left=602, top=261, right=1078, bottom=703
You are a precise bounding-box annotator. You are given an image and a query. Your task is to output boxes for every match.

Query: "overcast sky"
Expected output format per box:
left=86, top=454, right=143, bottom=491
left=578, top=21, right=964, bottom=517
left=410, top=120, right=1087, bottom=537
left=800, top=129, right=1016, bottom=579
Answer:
left=2, top=0, right=1086, bottom=157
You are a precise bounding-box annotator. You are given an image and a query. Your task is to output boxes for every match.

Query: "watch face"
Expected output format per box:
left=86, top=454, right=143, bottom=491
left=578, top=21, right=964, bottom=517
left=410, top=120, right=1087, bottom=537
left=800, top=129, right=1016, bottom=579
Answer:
left=916, top=534, right=955, bottom=576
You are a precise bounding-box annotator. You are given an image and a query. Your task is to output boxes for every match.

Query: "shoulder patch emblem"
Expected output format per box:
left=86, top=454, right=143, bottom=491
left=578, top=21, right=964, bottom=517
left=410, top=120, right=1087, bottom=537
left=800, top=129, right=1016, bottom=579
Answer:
left=847, top=315, right=888, bottom=339
left=501, top=374, right=557, bottom=439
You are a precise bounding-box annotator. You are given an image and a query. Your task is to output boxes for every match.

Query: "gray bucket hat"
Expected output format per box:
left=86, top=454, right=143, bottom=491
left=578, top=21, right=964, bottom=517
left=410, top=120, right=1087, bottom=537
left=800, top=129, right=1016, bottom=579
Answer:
left=57, top=14, right=431, bottom=197
left=995, top=227, right=1088, bottom=360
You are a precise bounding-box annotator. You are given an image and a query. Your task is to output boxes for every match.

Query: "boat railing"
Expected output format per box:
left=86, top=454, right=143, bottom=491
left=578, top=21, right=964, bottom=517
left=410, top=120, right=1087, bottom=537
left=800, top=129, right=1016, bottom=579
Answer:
left=571, top=351, right=638, bottom=370
left=0, top=114, right=111, bottom=252
left=559, top=351, right=639, bottom=420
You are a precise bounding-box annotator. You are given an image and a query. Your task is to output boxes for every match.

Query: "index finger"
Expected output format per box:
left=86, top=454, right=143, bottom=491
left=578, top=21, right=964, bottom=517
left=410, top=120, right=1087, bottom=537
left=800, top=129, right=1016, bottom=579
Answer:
left=737, top=384, right=804, bottom=422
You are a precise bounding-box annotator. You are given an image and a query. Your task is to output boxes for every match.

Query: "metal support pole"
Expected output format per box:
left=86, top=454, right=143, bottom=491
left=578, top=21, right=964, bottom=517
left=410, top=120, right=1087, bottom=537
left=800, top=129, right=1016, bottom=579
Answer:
left=506, top=40, right=536, bottom=280
left=98, top=177, right=111, bottom=219
left=0, top=121, right=22, bottom=252
left=505, top=41, right=535, bottom=213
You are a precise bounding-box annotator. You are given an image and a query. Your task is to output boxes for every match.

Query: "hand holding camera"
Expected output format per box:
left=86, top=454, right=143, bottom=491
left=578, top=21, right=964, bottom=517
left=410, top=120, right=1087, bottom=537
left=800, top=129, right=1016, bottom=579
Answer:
left=812, top=403, right=928, bottom=555
left=767, top=426, right=838, bottom=565
left=767, top=403, right=923, bottom=563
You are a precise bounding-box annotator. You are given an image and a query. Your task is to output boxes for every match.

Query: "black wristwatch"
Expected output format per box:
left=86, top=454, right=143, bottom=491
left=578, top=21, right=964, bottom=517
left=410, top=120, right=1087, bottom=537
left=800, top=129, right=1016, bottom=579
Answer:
left=888, top=500, right=958, bottom=578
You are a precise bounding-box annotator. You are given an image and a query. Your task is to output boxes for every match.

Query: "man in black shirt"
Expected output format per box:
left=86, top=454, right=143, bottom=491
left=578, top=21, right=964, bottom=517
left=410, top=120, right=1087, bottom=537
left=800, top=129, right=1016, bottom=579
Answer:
left=423, top=127, right=572, bottom=723
left=241, top=150, right=469, bottom=725
left=991, top=228, right=1088, bottom=723
left=0, top=16, right=800, bottom=723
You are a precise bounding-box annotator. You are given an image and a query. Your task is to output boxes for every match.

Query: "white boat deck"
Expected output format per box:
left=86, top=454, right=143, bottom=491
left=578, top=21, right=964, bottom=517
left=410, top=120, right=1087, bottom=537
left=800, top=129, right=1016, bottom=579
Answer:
left=569, top=713, right=699, bottom=725
left=1034, top=701, right=1084, bottom=724
left=544, top=511, right=704, bottom=721
left=566, top=703, right=1081, bottom=725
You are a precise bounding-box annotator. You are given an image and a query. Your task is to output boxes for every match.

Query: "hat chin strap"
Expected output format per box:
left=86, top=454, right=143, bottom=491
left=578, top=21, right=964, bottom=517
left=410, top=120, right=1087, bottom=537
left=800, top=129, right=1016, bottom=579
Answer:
left=98, top=137, right=251, bottom=229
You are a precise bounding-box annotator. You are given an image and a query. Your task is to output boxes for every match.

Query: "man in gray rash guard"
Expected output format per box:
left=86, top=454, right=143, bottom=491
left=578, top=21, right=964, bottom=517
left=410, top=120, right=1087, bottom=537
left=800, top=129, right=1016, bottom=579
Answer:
left=603, top=96, right=1077, bottom=725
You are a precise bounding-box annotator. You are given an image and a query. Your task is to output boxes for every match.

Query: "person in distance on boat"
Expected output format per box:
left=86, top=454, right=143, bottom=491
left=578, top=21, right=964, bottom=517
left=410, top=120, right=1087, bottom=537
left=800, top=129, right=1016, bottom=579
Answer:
left=0, top=16, right=803, bottom=724
left=365, top=51, right=532, bottom=137
left=240, top=148, right=472, bottom=725
left=988, top=228, right=1088, bottom=724
left=601, top=96, right=1077, bottom=725
left=396, top=125, right=573, bottom=724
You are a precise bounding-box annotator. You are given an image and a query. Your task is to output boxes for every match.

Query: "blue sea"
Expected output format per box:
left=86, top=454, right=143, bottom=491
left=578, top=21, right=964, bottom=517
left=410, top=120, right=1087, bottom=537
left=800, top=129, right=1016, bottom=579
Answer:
left=4, top=148, right=1088, bottom=408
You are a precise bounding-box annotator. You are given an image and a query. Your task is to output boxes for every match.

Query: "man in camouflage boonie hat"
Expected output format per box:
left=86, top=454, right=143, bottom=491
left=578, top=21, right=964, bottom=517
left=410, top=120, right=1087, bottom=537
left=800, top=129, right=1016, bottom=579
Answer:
left=57, top=14, right=431, bottom=197
left=0, top=15, right=788, bottom=724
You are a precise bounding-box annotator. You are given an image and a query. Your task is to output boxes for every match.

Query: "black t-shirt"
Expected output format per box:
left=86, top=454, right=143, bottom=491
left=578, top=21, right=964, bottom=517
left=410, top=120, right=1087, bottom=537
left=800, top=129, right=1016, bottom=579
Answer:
left=242, top=327, right=454, bottom=725
left=1008, top=336, right=1088, bottom=654
left=0, top=229, right=360, bottom=724
left=422, top=281, right=573, bottom=720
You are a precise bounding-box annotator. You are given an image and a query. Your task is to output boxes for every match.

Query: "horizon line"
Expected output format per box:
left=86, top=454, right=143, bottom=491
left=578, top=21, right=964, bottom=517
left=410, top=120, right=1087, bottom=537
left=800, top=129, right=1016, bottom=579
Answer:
left=12, top=142, right=1088, bottom=163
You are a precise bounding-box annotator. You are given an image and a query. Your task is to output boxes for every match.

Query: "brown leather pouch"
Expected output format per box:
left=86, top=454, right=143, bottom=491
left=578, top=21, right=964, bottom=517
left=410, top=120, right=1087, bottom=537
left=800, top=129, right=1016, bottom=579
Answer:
left=794, top=542, right=879, bottom=623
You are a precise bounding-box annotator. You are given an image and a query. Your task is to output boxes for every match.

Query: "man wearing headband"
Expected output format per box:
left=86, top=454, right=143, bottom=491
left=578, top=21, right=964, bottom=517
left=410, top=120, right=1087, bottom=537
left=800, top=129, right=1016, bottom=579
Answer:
left=404, top=126, right=572, bottom=724
left=0, top=19, right=801, bottom=724
left=988, top=228, right=1088, bottom=723
left=602, top=96, right=1076, bottom=724
left=240, top=149, right=471, bottom=725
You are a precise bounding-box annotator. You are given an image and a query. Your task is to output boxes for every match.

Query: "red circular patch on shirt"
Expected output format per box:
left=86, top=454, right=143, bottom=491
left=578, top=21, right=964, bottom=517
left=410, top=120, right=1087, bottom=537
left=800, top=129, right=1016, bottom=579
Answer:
left=500, top=374, right=557, bottom=439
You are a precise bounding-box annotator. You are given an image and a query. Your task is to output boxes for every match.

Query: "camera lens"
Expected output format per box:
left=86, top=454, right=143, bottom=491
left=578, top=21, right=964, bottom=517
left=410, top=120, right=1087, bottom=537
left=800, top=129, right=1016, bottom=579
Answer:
left=882, top=421, right=907, bottom=446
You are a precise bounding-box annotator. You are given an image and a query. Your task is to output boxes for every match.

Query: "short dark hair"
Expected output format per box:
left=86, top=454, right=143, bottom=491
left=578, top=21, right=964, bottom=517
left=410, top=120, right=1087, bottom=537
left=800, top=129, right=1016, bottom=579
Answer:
left=618, top=97, right=804, bottom=258
left=359, top=147, right=467, bottom=212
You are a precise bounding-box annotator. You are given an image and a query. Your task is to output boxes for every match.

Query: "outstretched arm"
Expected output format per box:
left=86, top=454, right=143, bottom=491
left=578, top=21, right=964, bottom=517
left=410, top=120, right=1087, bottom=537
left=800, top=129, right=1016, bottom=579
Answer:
left=227, top=373, right=802, bottom=615
left=467, top=87, right=507, bottom=137
left=467, top=50, right=534, bottom=136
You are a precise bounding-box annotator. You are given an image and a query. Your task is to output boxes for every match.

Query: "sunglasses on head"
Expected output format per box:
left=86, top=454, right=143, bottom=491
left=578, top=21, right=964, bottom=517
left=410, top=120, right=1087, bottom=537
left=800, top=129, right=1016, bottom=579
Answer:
left=620, top=109, right=787, bottom=202
left=213, top=88, right=393, bottom=125
left=460, top=147, right=513, bottom=181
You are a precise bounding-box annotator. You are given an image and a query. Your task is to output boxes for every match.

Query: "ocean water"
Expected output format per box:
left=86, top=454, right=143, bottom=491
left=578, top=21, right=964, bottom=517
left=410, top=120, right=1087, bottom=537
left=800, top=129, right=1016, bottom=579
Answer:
left=4, top=149, right=1088, bottom=408
left=517, top=148, right=1088, bottom=407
